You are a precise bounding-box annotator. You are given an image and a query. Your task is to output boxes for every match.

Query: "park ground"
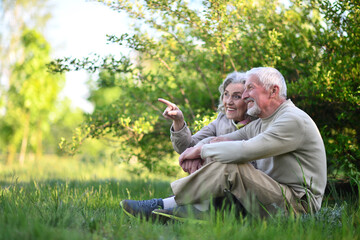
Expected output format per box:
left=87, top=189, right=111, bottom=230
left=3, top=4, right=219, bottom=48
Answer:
left=0, top=156, right=359, bottom=240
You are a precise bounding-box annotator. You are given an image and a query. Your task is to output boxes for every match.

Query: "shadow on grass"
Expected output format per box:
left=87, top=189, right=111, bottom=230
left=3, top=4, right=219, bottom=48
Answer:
left=324, top=178, right=359, bottom=205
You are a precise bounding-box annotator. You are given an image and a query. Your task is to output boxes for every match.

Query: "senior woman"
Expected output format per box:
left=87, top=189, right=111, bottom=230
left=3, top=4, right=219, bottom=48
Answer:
left=159, top=71, right=255, bottom=173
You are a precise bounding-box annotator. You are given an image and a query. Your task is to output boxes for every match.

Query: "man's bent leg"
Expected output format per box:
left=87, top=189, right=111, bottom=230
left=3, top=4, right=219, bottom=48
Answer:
left=171, top=161, right=306, bottom=217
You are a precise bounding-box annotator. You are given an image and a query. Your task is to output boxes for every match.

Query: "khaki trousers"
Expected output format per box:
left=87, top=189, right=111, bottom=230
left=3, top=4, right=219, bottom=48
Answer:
left=171, top=161, right=307, bottom=217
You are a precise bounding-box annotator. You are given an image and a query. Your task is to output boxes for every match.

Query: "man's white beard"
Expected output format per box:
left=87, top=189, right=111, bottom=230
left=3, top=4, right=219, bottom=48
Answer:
left=247, top=101, right=261, bottom=117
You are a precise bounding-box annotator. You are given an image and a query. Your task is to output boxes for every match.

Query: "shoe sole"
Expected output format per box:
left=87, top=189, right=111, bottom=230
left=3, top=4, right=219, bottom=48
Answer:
left=151, top=210, right=206, bottom=224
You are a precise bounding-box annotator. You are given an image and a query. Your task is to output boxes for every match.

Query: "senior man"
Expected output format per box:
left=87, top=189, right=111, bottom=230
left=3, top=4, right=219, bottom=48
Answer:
left=120, top=67, right=327, bottom=220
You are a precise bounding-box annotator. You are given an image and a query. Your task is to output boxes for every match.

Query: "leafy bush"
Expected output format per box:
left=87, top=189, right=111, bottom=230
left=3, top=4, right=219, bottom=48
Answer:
left=51, top=0, right=359, bottom=177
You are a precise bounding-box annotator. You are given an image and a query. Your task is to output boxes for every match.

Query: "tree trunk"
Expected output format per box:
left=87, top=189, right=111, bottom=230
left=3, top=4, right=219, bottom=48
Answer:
left=6, top=144, right=16, bottom=165
left=35, top=119, right=42, bottom=161
left=19, top=112, right=30, bottom=165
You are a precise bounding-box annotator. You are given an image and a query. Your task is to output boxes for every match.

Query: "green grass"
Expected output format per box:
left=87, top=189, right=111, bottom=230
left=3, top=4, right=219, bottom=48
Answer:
left=0, top=156, right=359, bottom=240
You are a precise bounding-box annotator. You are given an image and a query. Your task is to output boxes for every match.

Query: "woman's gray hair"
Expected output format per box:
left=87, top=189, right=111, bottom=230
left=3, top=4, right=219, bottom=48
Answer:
left=218, top=71, right=247, bottom=113
left=246, top=67, right=287, bottom=98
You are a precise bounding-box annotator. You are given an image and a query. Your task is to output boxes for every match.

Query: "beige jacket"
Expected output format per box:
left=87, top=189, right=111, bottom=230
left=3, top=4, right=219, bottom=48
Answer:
left=170, top=112, right=238, bottom=154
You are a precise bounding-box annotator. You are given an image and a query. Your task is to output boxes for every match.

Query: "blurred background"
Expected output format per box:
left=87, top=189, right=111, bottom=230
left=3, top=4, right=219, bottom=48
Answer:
left=0, top=0, right=128, bottom=162
left=0, top=0, right=358, bottom=179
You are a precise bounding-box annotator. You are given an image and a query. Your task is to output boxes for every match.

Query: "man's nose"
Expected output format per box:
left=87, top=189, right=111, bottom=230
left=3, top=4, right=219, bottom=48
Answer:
left=242, top=90, right=249, bottom=100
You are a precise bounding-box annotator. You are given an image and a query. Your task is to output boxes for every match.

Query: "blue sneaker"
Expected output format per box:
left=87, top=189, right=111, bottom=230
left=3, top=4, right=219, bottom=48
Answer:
left=120, top=199, right=164, bottom=219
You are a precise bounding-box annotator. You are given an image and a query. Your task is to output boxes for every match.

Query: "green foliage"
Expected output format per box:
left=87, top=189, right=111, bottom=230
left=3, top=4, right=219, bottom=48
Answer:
left=46, top=99, right=84, bottom=155
left=47, top=54, right=133, bottom=74
left=192, top=112, right=218, bottom=133
left=52, top=0, right=359, bottom=177
left=0, top=27, right=65, bottom=163
left=0, top=0, right=66, bottom=163
left=11, top=28, right=63, bottom=116
left=289, top=0, right=360, bottom=179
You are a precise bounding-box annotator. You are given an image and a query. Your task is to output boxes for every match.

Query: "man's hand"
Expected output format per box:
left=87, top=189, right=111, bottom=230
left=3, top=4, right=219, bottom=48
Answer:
left=179, top=146, right=202, bottom=166
left=158, top=98, right=184, bottom=131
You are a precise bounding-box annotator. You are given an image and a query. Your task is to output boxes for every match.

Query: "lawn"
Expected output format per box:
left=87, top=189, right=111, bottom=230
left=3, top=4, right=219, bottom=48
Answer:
left=0, top=156, right=359, bottom=240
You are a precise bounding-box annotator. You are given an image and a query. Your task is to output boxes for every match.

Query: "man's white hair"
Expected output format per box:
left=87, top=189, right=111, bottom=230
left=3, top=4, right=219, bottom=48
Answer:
left=246, top=67, right=287, bottom=98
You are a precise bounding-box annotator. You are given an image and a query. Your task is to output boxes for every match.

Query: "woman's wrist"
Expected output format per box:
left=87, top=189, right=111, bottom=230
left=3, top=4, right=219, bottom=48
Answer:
left=173, top=120, right=185, bottom=131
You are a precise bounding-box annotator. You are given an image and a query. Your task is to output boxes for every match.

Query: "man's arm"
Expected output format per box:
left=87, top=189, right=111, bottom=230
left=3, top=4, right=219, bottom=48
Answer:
left=178, top=124, right=249, bottom=165
left=201, top=114, right=305, bottom=163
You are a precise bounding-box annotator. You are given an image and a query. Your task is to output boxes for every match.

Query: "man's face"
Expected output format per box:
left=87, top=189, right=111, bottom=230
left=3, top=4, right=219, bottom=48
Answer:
left=242, top=75, right=271, bottom=118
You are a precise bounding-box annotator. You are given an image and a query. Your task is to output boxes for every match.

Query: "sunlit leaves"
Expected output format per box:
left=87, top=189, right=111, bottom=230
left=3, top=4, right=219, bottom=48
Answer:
left=48, top=54, right=132, bottom=74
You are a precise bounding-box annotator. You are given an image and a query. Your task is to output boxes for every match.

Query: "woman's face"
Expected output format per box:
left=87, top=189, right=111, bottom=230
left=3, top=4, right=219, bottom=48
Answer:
left=223, top=83, right=247, bottom=122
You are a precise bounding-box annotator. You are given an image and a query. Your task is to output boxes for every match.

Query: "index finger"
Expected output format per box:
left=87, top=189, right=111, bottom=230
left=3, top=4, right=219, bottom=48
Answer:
left=158, top=98, right=176, bottom=108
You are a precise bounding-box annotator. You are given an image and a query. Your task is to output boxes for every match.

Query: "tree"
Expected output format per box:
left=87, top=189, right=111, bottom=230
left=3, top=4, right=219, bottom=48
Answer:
left=290, top=0, right=360, bottom=178
left=0, top=0, right=51, bottom=89
left=0, top=0, right=66, bottom=164
left=0, top=0, right=52, bottom=163
left=10, top=28, right=65, bottom=163
left=53, top=0, right=359, bottom=178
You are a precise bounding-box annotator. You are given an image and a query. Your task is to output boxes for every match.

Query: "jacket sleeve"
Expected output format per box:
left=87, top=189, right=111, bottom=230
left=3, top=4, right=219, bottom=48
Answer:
left=193, top=118, right=248, bottom=147
left=170, top=118, right=219, bottom=154
left=201, top=113, right=305, bottom=163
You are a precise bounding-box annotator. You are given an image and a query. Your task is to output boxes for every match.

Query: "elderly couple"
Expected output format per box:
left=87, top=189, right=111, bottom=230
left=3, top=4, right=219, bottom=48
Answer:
left=120, top=67, right=327, bottom=221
